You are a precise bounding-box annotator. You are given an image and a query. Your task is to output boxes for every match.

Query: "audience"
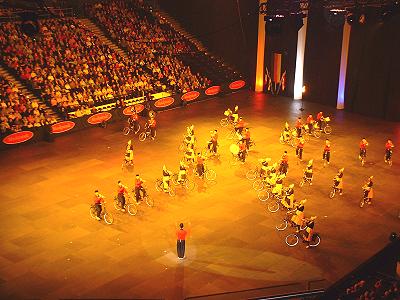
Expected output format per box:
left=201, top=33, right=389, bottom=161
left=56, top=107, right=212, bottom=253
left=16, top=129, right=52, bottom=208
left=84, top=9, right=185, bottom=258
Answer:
left=0, top=75, right=56, bottom=134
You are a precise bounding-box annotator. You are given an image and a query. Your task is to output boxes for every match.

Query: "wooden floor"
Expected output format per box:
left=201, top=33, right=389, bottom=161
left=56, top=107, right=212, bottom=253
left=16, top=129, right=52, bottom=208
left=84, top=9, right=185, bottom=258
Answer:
left=0, top=90, right=399, bottom=300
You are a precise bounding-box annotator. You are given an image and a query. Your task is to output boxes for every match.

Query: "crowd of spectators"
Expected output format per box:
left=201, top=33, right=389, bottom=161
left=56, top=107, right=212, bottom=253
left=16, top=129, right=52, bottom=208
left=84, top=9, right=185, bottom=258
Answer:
left=86, top=0, right=210, bottom=92
left=338, top=275, right=399, bottom=300
left=0, top=18, right=168, bottom=118
left=0, top=75, right=56, bottom=134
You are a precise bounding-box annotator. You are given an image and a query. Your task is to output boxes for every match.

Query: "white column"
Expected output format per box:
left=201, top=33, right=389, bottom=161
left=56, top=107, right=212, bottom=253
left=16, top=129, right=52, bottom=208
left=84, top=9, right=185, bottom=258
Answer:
left=294, top=16, right=308, bottom=100
left=336, top=21, right=351, bottom=109
left=255, top=0, right=266, bottom=92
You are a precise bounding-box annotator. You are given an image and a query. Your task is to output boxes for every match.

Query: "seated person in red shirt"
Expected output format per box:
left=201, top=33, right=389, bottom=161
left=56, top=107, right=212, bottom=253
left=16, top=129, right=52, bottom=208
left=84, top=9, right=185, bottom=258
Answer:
left=238, top=138, right=247, bottom=162
left=196, top=152, right=205, bottom=177
left=235, top=117, right=245, bottom=134
left=117, top=180, right=129, bottom=211
left=93, top=190, right=105, bottom=220
left=134, top=174, right=147, bottom=203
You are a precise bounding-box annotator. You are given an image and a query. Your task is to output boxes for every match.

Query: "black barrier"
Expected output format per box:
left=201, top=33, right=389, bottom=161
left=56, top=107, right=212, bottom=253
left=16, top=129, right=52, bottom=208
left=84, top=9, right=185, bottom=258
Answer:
left=0, top=81, right=246, bottom=150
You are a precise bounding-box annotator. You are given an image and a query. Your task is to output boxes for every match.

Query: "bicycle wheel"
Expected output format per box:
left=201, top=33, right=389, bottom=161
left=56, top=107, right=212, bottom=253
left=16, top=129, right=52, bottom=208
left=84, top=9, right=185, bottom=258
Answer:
left=309, top=234, right=321, bottom=247
left=279, top=136, right=285, bottom=145
left=329, top=188, right=336, bottom=199
left=171, top=174, right=179, bottom=185
left=155, top=179, right=163, bottom=192
left=123, top=127, right=130, bottom=135
left=324, top=125, right=332, bottom=135
left=90, top=206, right=97, bottom=219
left=220, top=118, right=228, bottom=127
left=253, top=179, right=264, bottom=191
left=205, top=169, right=216, bottom=181
left=299, top=180, right=304, bottom=188
left=127, top=203, right=138, bottom=216
left=246, top=169, right=258, bottom=180
left=286, top=234, right=299, bottom=247
left=226, top=130, right=235, bottom=140
left=267, top=201, right=280, bottom=213
left=276, top=220, right=288, bottom=231
left=145, top=196, right=154, bottom=207
left=258, top=190, right=270, bottom=202
left=185, top=179, right=196, bottom=191
left=113, top=198, right=121, bottom=211
left=134, top=124, right=141, bottom=134
left=103, top=211, right=114, bottom=224
left=139, top=132, right=147, bottom=142
left=313, top=130, right=322, bottom=139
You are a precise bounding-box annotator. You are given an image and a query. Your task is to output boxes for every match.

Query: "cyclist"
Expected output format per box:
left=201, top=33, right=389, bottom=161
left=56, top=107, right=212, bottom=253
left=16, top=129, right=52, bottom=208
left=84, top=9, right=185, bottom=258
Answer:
left=296, top=137, right=305, bottom=161
left=316, top=111, right=324, bottom=129
left=359, top=138, right=369, bottom=164
left=184, top=125, right=196, bottom=147
left=208, top=129, right=218, bottom=155
left=291, top=200, right=306, bottom=232
left=259, top=158, right=271, bottom=178
left=232, top=105, right=239, bottom=123
left=128, top=109, right=139, bottom=133
left=279, top=151, right=289, bottom=175
left=323, top=139, right=331, bottom=165
left=282, top=183, right=295, bottom=209
left=333, top=168, right=344, bottom=195
left=184, top=143, right=196, bottom=164
left=303, top=216, right=317, bottom=249
left=148, top=116, right=156, bottom=140
left=177, top=160, right=188, bottom=183
left=243, top=127, right=251, bottom=150
left=124, top=140, right=134, bottom=166
left=295, top=117, right=303, bottom=138
left=117, top=180, right=129, bottom=212
left=93, top=190, right=105, bottom=221
left=195, top=152, right=206, bottom=177
left=303, top=159, right=313, bottom=185
left=162, top=165, right=172, bottom=192
left=238, top=138, right=247, bottom=162
left=306, top=114, right=314, bottom=134
left=362, top=176, right=374, bottom=205
left=235, top=117, right=245, bottom=134
left=385, top=139, right=394, bottom=164
left=271, top=174, right=285, bottom=197
left=134, top=174, right=147, bottom=203
left=281, top=122, right=291, bottom=142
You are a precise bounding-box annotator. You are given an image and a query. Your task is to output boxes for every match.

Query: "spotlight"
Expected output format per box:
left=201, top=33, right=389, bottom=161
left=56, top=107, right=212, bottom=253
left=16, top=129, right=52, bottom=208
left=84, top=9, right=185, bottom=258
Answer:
left=302, top=85, right=306, bottom=94
left=346, top=13, right=355, bottom=24
left=389, top=232, right=398, bottom=242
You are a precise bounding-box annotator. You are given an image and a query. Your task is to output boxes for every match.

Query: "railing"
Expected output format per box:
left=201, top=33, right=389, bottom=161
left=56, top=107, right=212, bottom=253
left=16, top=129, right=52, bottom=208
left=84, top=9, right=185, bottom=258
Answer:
left=184, top=279, right=327, bottom=300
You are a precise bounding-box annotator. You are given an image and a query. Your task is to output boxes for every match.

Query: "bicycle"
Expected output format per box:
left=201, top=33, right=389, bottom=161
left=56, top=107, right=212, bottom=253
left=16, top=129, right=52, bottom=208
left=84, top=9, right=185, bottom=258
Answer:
left=329, top=185, right=341, bottom=199
left=121, top=158, right=134, bottom=171
left=90, top=203, right=114, bottom=224
left=171, top=173, right=196, bottom=191
left=226, top=128, right=238, bottom=140
left=139, top=123, right=156, bottom=142
left=220, top=116, right=234, bottom=127
left=134, top=187, right=154, bottom=207
left=113, top=195, right=142, bottom=216
left=155, top=178, right=175, bottom=196
left=266, top=192, right=285, bottom=212
left=253, top=177, right=273, bottom=191
left=285, top=230, right=321, bottom=247
left=123, top=122, right=140, bottom=135
left=299, top=175, right=313, bottom=187
left=276, top=210, right=307, bottom=231
left=193, top=164, right=217, bottom=181
left=279, top=132, right=296, bottom=147
left=319, top=117, right=332, bottom=135
left=246, top=166, right=261, bottom=181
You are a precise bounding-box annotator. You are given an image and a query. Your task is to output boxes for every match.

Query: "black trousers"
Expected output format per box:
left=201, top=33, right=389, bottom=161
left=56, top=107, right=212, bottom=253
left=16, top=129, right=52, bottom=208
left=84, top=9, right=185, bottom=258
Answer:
left=135, top=186, right=147, bottom=201
left=385, top=149, right=392, bottom=161
left=296, top=147, right=303, bottom=159
left=150, top=127, right=156, bottom=138
left=95, top=203, right=102, bottom=218
left=118, top=194, right=126, bottom=208
left=323, top=151, right=330, bottom=162
left=177, top=240, right=186, bottom=258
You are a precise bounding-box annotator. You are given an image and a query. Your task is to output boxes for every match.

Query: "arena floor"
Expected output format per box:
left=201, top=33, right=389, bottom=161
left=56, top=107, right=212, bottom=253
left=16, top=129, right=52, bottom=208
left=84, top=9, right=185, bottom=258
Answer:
left=0, top=90, right=399, bottom=300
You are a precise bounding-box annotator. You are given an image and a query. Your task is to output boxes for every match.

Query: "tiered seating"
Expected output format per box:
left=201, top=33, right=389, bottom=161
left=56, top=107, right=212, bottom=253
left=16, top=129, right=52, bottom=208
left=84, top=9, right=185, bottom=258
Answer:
left=86, top=0, right=211, bottom=93
left=338, top=275, right=399, bottom=300
left=0, top=75, right=56, bottom=134
left=0, top=18, right=166, bottom=118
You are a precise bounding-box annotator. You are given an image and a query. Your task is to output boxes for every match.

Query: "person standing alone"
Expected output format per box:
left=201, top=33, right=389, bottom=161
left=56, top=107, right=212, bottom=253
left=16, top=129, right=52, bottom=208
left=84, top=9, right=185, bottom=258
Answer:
left=176, top=223, right=188, bottom=259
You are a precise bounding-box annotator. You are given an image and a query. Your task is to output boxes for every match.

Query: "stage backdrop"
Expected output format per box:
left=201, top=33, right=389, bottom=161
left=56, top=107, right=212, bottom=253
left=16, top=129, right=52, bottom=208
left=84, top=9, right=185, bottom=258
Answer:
left=156, top=0, right=259, bottom=83
left=345, top=12, right=400, bottom=121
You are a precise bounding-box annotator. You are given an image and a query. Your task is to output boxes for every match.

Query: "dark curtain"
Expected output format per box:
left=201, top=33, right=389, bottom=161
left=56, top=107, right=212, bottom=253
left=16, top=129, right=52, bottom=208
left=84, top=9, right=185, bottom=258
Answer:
left=156, top=0, right=259, bottom=81
left=345, top=13, right=400, bottom=121
left=303, top=0, right=343, bottom=107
